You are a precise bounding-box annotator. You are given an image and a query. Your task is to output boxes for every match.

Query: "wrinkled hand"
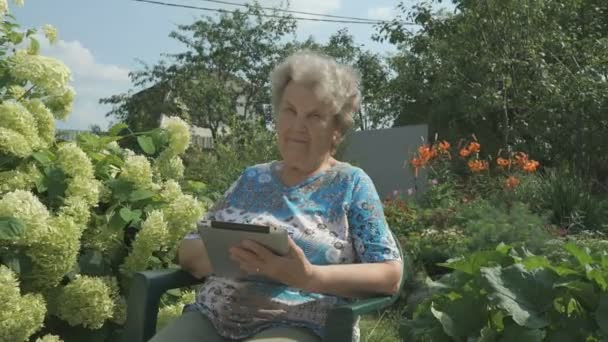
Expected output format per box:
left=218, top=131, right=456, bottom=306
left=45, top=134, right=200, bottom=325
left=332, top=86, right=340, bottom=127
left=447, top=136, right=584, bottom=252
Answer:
left=229, top=237, right=316, bottom=290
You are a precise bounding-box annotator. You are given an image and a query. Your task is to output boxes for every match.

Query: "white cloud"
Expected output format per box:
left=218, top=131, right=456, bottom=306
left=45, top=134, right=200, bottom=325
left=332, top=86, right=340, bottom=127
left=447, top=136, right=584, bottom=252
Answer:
left=367, top=6, right=395, bottom=21
left=37, top=37, right=132, bottom=130
left=41, top=39, right=130, bottom=82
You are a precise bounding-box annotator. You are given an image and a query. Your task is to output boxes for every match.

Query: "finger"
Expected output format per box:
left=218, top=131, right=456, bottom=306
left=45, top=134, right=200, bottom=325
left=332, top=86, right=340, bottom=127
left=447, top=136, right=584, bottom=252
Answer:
left=230, top=246, right=262, bottom=266
left=287, top=237, right=305, bottom=258
left=241, top=240, right=274, bottom=260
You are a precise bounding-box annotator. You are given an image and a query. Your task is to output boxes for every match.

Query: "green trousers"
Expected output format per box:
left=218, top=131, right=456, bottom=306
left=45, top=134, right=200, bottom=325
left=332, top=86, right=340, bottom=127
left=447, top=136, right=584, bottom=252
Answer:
left=149, top=311, right=321, bottom=342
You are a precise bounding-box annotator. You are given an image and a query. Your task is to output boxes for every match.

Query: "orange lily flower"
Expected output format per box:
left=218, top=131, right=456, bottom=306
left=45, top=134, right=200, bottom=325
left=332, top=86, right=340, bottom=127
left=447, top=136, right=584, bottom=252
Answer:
left=459, top=148, right=471, bottom=158
left=514, top=152, right=529, bottom=167
left=523, top=160, right=540, bottom=172
left=468, top=160, right=489, bottom=173
left=438, top=140, right=450, bottom=153
left=496, top=157, right=510, bottom=168
left=467, top=142, right=481, bottom=153
left=505, top=176, right=520, bottom=189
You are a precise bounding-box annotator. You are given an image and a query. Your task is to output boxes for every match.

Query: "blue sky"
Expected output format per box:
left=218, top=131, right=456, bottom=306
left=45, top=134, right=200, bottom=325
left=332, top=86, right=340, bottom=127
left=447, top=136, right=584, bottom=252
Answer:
left=12, top=0, right=444, bottom=131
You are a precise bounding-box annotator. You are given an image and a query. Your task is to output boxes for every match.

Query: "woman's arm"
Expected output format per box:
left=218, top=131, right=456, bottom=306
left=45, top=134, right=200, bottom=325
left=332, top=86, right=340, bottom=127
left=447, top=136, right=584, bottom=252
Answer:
left=231, top=238, right=403, bottom=298
left=177, top=237, right=213, bottom=279
left=307, top=261, right=402, bottom=298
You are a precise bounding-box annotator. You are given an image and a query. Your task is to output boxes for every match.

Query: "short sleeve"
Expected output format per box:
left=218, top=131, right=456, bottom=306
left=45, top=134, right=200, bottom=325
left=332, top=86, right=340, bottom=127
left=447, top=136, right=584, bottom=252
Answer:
left=347, top=170, right=401, bottom=263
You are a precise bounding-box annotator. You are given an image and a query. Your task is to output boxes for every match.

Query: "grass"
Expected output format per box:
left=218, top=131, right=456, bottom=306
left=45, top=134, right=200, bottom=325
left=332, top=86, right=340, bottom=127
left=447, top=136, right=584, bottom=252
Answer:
left=359, top=310, right=401, bottom=342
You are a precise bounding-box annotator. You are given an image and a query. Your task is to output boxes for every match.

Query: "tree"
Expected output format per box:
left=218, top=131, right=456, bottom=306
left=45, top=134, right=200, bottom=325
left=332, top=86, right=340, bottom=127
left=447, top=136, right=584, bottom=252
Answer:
left=376, top=0, right=608, bottom=180
left=101, top=3, right=297, bottom=139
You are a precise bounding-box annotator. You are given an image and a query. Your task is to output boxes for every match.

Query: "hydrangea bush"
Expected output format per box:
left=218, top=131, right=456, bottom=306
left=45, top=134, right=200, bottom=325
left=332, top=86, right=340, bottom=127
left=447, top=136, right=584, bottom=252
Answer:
left=0, top=3, right=206, bottom=340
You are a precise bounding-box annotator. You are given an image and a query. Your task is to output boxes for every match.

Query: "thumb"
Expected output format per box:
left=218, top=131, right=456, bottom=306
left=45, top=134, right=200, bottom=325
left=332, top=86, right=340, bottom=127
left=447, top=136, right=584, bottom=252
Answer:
left=287, top=237, right=305, bottom=258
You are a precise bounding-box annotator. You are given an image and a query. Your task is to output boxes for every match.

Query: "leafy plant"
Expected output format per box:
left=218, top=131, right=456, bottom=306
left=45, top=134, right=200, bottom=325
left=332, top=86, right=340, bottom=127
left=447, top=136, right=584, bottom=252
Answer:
left=401, top=243, right=608, bottom=341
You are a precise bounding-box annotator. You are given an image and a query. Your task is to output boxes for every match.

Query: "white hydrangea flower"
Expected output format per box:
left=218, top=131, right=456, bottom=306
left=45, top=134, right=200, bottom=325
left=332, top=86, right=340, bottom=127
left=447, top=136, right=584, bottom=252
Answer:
left=121, top=210, right=168, bottom=274
left=36, top=335, right=63, bottom=342
left=161, top=116, right=191, bottom=155
left=45, top=87, right=75, bottom=120
left=0, top=162, right=41, bottom=194
left=42, top=24, right=58, bottom=44
left=0, top=127, right=31, bottom=157
left=7, top=85, right=26, bottom=99
left=0, top=0, right=7, bottom=16
left=26, top=215, right=82, bottom=290
left=155, top=150, right=184, bottom=180
left=24, top=99, right=55, bottom=148
left=9, top=50, right=71, bottom=97
left=163, top=194, right=205, bottom=244
left=65, top=177, right=101, bottom=207
left=0, top=100, right=41, bottom=150
left=0, top=266, right=46, bottom=342
left=120, top=155, right=154, bottom=188
left=160, top=179, right=182, bottom=202
left=0, top=190, right=51, bottom=245
left=56, top=142, right=94, bottom=179
left=55, top=275, right=114, bottom=329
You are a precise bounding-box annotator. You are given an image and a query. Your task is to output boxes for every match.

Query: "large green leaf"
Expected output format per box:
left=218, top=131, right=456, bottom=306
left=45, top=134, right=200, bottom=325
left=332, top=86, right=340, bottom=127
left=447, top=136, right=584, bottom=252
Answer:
left=482, top=264, right=557, bottom=329
left=499, top=321, right=545, bottom=342
left=554, top=280, right=599, bottom=311
left=585, top=266, right=608, bottom=291
left=108, top=122, right=129, bottom=136
left=106, top=178, right=136, bottom=202
left=78, top=249, right=110, bottom=276
left=137, top=136, right=156, bottom=155
left=431, top=293, right=488, bottom=340
left=119, top=207, right=142, bottom=224
left=596, top=293, right=608, bottom=336
left=45, top=167, right=68, bottom=209
left=0, top=216, right=25, bottom=240
left=1, top=251, right=33, bottom=275
left=129, top=189, right=156, bottom=202
left=439, top=250, right=511, bottom=275
left=564, top=243, right=593, bottom=267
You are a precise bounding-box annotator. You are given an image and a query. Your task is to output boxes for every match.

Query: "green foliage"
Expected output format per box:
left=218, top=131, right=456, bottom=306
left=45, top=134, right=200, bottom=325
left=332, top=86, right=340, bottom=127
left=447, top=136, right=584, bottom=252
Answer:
left=514, top=167, right=608, bottom=233
left=401, top=244, right=608, bottom=340
left=457, top=200, right=551, bottom=254
left=378, top=0, right=608, bottom=181
left=184, top=119, right=279, bottom=200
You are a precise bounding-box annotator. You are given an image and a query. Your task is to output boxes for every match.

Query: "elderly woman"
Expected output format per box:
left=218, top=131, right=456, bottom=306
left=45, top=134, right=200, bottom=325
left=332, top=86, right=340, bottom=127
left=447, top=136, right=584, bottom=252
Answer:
left=151, top=51, right=402, bottom=342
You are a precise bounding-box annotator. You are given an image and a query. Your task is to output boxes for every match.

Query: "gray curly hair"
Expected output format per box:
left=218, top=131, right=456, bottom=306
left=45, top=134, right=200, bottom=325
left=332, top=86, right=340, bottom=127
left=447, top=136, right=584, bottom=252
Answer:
left=270, top=50, right=361, bottom=138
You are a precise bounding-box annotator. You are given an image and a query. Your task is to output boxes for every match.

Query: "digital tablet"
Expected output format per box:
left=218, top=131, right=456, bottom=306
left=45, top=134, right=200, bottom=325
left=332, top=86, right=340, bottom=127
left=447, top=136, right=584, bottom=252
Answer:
left=197, top=219, right=289, bottom=279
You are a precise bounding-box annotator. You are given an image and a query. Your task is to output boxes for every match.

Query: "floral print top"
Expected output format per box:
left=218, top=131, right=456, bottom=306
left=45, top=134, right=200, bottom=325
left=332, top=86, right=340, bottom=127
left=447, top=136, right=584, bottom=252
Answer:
left=187, top=161, right=401, bottom=340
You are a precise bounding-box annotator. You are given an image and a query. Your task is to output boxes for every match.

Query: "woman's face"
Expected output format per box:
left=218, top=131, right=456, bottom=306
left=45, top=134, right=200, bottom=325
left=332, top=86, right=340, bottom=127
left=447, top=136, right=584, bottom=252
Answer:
left=276, top=81, right=339, bottom=173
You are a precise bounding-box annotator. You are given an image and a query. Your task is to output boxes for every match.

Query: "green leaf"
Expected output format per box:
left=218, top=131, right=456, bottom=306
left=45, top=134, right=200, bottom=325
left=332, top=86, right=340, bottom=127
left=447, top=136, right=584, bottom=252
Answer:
left=499, top=321, right=545, bottom=342
left=1, top=252, right=33, bottom=275
left=585, top=266, right=608, bottom=291
left=45, top=167, right=68, bottom=209
left=554, top=281, right=599, bottom=310
left=564, top=243, right=593, bottom=267
left=107, top=178, right=136, bottom=202
left=439, top=250, right=511, bottom=275
left=595, top=294, right=608, bottom=337
left=130, top=189, right=156, bottom=202
left=137, top=136, right=156, bottom=155
left=431, top=293, right=488, bottom=340
left=108, top=211, right=127, bottom=231
left=0, top=216, right=25, bottom=240
left=78, top=249, right=110, bottom=276
left=478, top=327, right=500, bottom=342
left=482, top=264, right=557, bottom=329
left=108, top=123, right=129, bottom=136
left=119, top=207, right=142, bottom=224
left=31, top=151, right=53, bottom=165
left=166, top=288, right=182, bottom=297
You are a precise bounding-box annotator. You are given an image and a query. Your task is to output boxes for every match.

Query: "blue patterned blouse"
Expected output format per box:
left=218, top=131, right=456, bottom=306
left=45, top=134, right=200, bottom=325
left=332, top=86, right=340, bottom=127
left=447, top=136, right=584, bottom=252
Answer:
left=187, top=161, right=400, bottom=340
